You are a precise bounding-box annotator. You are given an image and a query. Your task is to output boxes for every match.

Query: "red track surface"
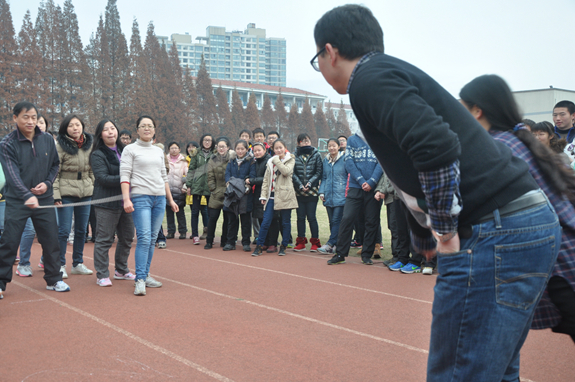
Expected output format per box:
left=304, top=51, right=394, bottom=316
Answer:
left=1, top=239, right=573, bottom=382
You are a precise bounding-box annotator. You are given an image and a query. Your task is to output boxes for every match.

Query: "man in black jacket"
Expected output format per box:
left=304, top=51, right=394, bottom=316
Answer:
left=0, top=101, right=69, bottom=298
left=313, top=5, right=561, bottom=382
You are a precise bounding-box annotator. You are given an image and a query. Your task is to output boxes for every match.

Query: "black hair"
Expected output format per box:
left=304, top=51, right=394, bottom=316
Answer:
left=37, top=114, right=49, bottom=130
left=234, top=139, right=249, bottom=151
left=239, top=129, right=252, bottom=138
left=522, top=119, right=536, bottom=130
left=268, top=131, right=280, bottom=138
left=337, top=135, right=347, bottom=141
left=49, top=131, right=57, bottom=138
left=252, top=141, right=266, bottom=151
left=216, top=136, right=230, bottom=148
left=272, top=139, right=287, bottom=151
left=119, top=129, right=132, bottom=138
left=554, top=100, right=575, bottom=115
left=167, top=141, right=180, bottom=151
left=532, top=121, right=567, bottom=154
left=252, top=127, right=266, bottom=137
left=59, top=114, right=85, bottom=137
left=314, top=4, right=384, bottom=60
left=136, top=115, right=156, bottom=129
left=460, top=74, right=575, bottom=203
left=186, top=141, right=199, bottom=153
left=327, top=138, right=340, bottom=147
left=90, top=118, right=124, bottom=166
left=13, top=101, right=38, bottom=116
left=297, top=133, right=311, bottom=144
left=199, top=133, right=215, bottom=151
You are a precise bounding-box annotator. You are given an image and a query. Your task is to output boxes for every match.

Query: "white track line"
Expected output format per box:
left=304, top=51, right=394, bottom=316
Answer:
left=165, top=248, right=433, bottom=304
left=12, top=281, right=235, bottom=382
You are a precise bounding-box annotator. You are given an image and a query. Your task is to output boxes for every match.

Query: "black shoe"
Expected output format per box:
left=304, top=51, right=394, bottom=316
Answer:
left=223, top=244, right=236, bottom=251
left=278, top=245, right=287, bottom=256
left=362, top=257, right=373, bottom=265
left=166, top=233, right=175, bottom=239
left=252, top=245, right=263, bottom=257
left=252, top=239, right=257, bottom=245
left=204, top=242, right=213, bottom=249
left=220, top=240, right=226, bottom=248
left=383, top=257, right=398, bottom=266
left=243, top=244, right=251, bottom=252
left=179, top=234, right=186, bottom=239
left=327, top=254, right=346, bottom=265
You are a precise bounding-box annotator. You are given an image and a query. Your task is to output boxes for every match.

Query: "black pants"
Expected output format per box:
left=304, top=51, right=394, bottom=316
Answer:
left=259, top=214, right=280, bottom=246
left=86, top=205, right=97, bottom=240
left=296, top=196, right=319, bottom=238
left=548, top=276, right=575, bottom=343
left=166, top=196, right=187, bottom=235
left=225, top=211, right=252, bottom=245
left=206, top=207, right=229, bottom=245
left=0, top=198, right=62, bottom=290
left=354, top=205, right=383, bottom=245
left=395, top=200, right=424, bottom=266
left=336, top=188, right=381, bottom=259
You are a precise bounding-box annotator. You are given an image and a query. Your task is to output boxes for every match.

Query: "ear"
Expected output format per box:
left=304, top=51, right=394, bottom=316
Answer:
left=324, top=43, right=338, bottom=67
left=469, top=105, right=483, bottom=121
left=13, top=114, right=17, bottom=123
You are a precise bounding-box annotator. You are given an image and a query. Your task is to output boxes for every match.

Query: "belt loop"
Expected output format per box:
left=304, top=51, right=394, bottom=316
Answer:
left=493, top=208, right=502, bottom=229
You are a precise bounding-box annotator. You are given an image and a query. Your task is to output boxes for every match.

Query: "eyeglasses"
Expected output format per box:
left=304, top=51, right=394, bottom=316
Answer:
left=310, top=46, right=326, bottom=72
left=138, top=125, right=155, bottom=130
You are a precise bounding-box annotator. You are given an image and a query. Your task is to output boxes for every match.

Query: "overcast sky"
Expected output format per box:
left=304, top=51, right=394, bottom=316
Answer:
left=8, top=0, right=575, bottom=105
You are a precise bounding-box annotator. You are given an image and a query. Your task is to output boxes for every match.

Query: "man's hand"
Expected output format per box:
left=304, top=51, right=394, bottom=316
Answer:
left=374, top=191, right=385, bottom=201
left=361, top=182, right=372, bottom=192
left=30, top=183, right=47, bottom=196
left=24, top=196, right=39, bottom=209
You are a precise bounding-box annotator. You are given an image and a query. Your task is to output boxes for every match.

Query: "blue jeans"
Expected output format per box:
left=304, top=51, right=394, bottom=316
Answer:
left=18, top=218, right=35, bottom=266
left=131, top=195, right=166, bottom=281
left=325, top=206, right=344, bottom=246
left=257, top=199, right=291, bottom=247
left=57, top=196, right=91, bottom=266
left=427, top=198, right=561, bottom=382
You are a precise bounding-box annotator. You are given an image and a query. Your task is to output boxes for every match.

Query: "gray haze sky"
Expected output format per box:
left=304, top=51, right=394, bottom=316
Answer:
left=8, top=0, right=575, bottom=106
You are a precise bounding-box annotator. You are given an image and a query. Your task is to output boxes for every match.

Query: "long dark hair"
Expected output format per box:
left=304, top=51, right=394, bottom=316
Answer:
left=460, top=74, right=575, bottom=202
left=532, top=121, right=567, bottom=154
left=199, top=133, right=215, bottom=151
left=59, top=114, right=85, bottom=137
left=90, top=118, right=124, bottom=166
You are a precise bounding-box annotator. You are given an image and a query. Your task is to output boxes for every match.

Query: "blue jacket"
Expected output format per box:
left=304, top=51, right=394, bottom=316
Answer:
left=345, top=134, right=383, bottom=189
left=225, top=153, right=256, bottom=212
left=318, top=152, right=346, bottom=207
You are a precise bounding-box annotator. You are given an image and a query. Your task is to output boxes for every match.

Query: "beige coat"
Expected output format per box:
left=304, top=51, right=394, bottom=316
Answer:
left=260, top=153, right=298, bottom=211
left=53, top=133, right=94, bottom=200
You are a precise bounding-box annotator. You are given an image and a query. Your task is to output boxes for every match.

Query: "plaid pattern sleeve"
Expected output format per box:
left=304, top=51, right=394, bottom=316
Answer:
left=418, top=160, right=462, bottom=235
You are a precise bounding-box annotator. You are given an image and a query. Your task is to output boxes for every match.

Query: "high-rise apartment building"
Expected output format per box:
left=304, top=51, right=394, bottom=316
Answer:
left=157, top=23, right=286, bottom=87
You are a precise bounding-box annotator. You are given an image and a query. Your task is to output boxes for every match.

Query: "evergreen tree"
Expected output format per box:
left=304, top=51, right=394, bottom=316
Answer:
left=127, top=18, right=153, bottom=126
left=230, top=88, right=244, bottom=135
left=287, top=102, right=299, bottom=149
left=195, top=56, right=218, bottom=134
left=85, top=16, right=111, bottom=125
left=244, top=92, right=261, bottom=131
left=260, top=94, right=275, bottom=131
left=314, top=103, right=330, bottom=142
left=182, top=67, right=199, bottom=138
left=299, top=97, right=316, bottom=145
left=336, top=101, right=352, bottom=137
left=164, top=39, right=188, bottom=143
left=215, top=85, right=233, bottom=138
left=274, top=90, right=287, bottom=139
left=325, top=102, right=336, bottom=132
left=0, top=0, right=17, bottom=132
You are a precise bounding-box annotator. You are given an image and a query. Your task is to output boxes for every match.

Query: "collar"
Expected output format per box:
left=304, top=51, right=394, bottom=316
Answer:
left=136, top=139, right=153, bottom=147
left=328, top=151, right=343, bottom=164
left=16, top=125, right=42, bottom=142
left=346, top=51, right=379, bottom=94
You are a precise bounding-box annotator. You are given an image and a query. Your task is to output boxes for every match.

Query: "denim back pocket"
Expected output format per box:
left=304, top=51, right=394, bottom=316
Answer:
left=495, top=235, right=557, bottom=310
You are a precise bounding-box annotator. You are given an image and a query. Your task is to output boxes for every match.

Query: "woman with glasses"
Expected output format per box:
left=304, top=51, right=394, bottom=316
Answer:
left=120, top=116, right=179, bottom=296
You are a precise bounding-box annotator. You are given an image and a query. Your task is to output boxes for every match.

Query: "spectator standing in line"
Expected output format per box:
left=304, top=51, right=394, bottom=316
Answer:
left=312, top=5, right=560, bottom=380
left=239, top=130, right=252, bottom=152
left=120, top=116, right=179, bottom=296
left=247, top=142, right=273, bottom=251
left=165, top=142, right=188, bottom=239
left=90, top=119, right=135, bottom=287
left=0, top=101, right=70, bottom=298
left=318, top=138, right=346, bottom=254
left=204, top=138, right=235, bottom=249
left=119, top=129, right=132, bottom=145
left=553, top=101, right=575, bottom=161
left=186, top=134, right=214, bottom=245
left=252, top=139, right=298, bottom=257
left=531, top=121, right=570, bottom=165
left=267, top=131, right=279, bottom=156
left=337, top=135, right=347, bottom=151
left=250, top=128, right=269, bottom=243
left=54, top=114, right=95, bottom=278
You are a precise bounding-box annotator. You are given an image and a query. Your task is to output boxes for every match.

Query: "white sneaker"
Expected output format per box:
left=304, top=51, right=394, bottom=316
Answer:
left=157, top=241, right=167, bottom=249
left=60, top=266, right=68, bottom=279
left=422, top=267, right=433, bottom=275
left=134, top=279, right=146, bottom=296
left=145, top=275, right=162, bottom=288
left=46, top=280, right=70, bottom=292
left=317, top=244, right=334, bottom=254
left=16, top=264, right=33, bottom=277
left=71, top=263, right=93, bottom=275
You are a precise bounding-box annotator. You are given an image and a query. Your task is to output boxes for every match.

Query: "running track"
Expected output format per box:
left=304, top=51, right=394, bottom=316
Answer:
left=1, top=239, right=573, bottom=381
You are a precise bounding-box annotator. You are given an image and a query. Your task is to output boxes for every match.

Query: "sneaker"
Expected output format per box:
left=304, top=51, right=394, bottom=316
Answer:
left=400, top=263, right=422, bottom=274
left=278, top=245, right=287, bottom=256
left=422, top=267, right=434, bottom=275
left=327, top=254, right=346, bottom=265
left=350, top=240, right=362, bottom=248
left=293, top=237, right=308, bottom=251
left=14, top=256, right=20, bottom=264
left=97, top=277, right=112, bottom=287
left=309, top=238, right=321, bottom=252
left=317, top=244, right=334, bottom=254
left=114, top=271, right=136, bottom=280
left=157, top=241, right=167, bottom=249
left=145, top=275, right=162, bottom=288
left=200, top=228, right=208, bottom=240
left=38, top=259, right=44, bottom=269
left=46, top=280, right=70, bottom=292
left=252, top=245, right=263, bottom=257
left=223, top=244, right=236, bottom=251
left=16, top=264, right=33, bottom=277
left=134, top=279, right=146, bottom=296
left=165, top=233, right=175, bottom=239
left=193, top=236, right=200, bottom=245
left=383, top=257, right=398, bottom=267
left=388, top=261, right=405, bottom=271
left=179, top=234, right=186, bottom=239
left=373, top=243, right=381, bottom=259
left=286, top=243, right=294, bottom=249
left=266, top=245, right=277, bottom=253
left=60, top=266, right=68, bottom=279
left=204, top=242, right=213, bottom=249
left=362, top=257, right=373, bottom=265
left=71, top=263, right=94, bottom=275
left=243, top=244, right=251, bottom=252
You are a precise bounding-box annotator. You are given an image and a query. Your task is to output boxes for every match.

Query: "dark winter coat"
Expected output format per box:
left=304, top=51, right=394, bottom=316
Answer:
left=225, top=153, right=256, bottom=213
left=249, top=153, right=271, bottom=219
left=185, top=147, right=213, bottom=196
left=54, top=133, right=94, bottom=200
left=292, top=146, right=323, bottom=197
left=207, top=150, right=236, bottom=209
left=91, top=145, right=124, bottom=209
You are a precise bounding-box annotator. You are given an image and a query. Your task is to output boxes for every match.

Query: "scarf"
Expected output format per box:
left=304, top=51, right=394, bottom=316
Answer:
left=74, top=134, right=85, bottom=148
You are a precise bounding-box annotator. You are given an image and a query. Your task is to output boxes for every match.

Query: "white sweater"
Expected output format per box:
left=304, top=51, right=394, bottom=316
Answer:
left=120, top=139, right=168, bottom=196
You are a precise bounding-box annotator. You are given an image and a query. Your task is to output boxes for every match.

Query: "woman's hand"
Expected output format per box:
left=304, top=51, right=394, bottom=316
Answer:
left=124, top=199, right=134, bottom=213
left=170, top=200, right=179, bottom=212
left=54, top=200, right=62, bottom=206
left=261, top=199, right=266, bottom=205
left=320, top=195, right=325, bottom=202
left=245, top=179, right=251, bottom=185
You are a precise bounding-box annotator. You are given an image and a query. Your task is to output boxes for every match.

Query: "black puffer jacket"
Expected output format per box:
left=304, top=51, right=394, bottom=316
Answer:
left=91, top=145, right=123, bottom=209
left=292, top=146, right=323, bottom=197
left=249, top=153, right=271, bottom=218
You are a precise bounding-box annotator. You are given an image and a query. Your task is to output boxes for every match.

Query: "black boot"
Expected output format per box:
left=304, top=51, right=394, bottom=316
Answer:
left=278, top=245, right=287, bottom=256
